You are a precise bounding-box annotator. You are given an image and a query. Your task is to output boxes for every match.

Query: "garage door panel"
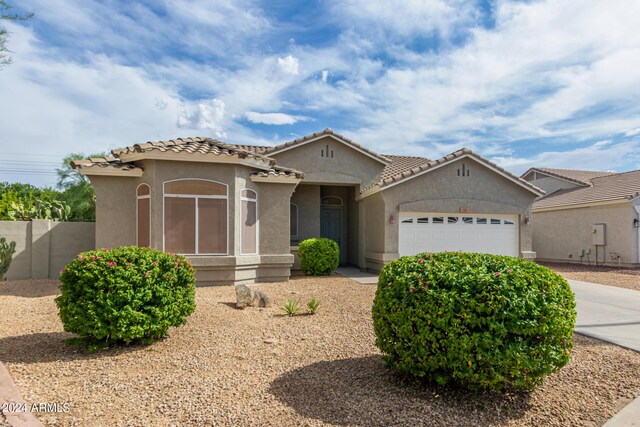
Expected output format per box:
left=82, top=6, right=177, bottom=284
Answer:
left=399, top=213, right=518, bottom=257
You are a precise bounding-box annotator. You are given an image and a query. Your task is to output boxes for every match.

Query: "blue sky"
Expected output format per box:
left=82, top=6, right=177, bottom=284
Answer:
left=1, top=0, right=639, bottom=187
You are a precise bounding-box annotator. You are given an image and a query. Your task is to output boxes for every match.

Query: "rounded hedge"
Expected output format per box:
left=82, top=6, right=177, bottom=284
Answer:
left=372, top=252, right=576, bottom=391
left=298, top=238, right=340, bottom=275
left=56, top=246, right=196, bottom=349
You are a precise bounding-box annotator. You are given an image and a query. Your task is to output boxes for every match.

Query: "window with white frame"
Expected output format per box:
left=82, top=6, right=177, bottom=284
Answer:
left=137, top=184, right=151, bottom=247
left=163, top=179, right=228, bottom=255
left=241, top=189, right=257, bottom=254
left=290, top=203, right=298, bottom=239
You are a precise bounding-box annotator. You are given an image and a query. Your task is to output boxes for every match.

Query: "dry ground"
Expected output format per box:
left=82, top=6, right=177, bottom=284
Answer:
left=1, top=277, right=640, bottom=426
left=542, top=262, right=640, bottom=291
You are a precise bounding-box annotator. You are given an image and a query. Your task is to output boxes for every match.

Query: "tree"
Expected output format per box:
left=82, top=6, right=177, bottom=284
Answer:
left=56, top=153, right=108, bottom=222
left=1, top=0, right=34, bottom=67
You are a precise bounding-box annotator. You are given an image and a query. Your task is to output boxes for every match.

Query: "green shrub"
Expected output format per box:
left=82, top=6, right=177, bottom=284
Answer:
left=307, top=297, right=321, bottom=315
left=0, top=237, right=16, bottom=280
left=56, top=246, right=196, bottom=350
left=372, top=252, right=576, bottom=391
left=281, top=299, right=300, bottom=317
left=298, top=238, right=339, bottom=275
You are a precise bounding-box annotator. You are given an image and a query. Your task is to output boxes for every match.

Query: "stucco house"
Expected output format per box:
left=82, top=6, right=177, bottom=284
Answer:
left=74, top=129, right=543, bottom=284
left=521, top=167, right=640, bottom=267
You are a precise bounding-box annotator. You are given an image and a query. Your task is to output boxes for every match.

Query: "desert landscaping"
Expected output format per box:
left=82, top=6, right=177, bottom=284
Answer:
left=1, top=275, right=640, bottom=427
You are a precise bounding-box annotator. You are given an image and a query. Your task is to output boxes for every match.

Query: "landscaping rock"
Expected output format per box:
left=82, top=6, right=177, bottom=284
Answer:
left=235, top=285, right=271, bottom=309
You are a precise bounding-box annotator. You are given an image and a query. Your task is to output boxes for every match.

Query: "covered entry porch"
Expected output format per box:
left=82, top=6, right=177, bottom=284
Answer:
left=290, top=184, right=360, bottom=268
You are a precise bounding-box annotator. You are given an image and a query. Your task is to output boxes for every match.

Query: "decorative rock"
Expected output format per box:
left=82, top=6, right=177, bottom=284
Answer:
left=235, top=285, right=272, bottom=309
left=263, top=338, right=278, bottom=344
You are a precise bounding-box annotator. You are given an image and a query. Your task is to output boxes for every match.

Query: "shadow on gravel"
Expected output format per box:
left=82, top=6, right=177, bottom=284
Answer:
left=0, top=332, right=145, bottom=364
left=0, top=280, right=60, bottom=298
left=269, top=355, right=532, bottom=427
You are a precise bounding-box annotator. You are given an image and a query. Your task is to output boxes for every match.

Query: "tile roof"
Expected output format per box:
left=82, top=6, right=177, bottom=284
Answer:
left=112, top=137, right=275, bottom=163
left=522, top=167, right=615, bottom=186
left=252, top=164, right=304, bottom=179
left=379, top=155, right=431, bottom=182
left=71, top=156, right=143, bottom=174
left=363, top=148, right=544, bottom=195
left=260, top=128, right=391, bottom=164
left=533, top=169, right=640, bottom=209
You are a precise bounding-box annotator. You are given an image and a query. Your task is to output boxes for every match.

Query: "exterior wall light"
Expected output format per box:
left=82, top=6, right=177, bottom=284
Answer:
left=389, top=213, right=396, bottom=224
left=524, top=215, right=531, bottom=225
left=634, top=218, right=639, bottom=228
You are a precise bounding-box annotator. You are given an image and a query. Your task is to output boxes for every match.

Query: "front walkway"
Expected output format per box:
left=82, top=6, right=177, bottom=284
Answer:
left=335, top=266, right=378, bottom=284
left=570, top=279, right=640, bottom=353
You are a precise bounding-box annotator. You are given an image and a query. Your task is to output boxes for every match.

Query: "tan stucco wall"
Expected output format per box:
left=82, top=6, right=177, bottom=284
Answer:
left=0, top=220, right=95, bottom=280
left=290, top=184, right=321, bottom=244
left=526, top=176, right=581, bottom=195
left=90, top=159, right=296, bottom=284
left=271, top=135, right=385, bottom=187
left=532, top=203, right=638, bottom=266
left=372, top=157, right=536, bottom=264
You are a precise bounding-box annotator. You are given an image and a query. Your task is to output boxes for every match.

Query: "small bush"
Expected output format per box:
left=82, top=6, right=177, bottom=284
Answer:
left=307, top=297, right=321, bottom=315
left=372, top=252, right=576, bottom=391
left=281, top=299, right=300, bottom=317
left=56, top=246, right=196, bottom=350
left=298, top=238, right=339, bottom=275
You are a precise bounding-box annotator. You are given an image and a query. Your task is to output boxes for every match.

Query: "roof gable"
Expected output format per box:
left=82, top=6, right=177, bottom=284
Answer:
left=361, top=148, right=544, bottom=198
left=263, top=128, right=391, bottom=165
left=521, top=167, right=615, bottom=187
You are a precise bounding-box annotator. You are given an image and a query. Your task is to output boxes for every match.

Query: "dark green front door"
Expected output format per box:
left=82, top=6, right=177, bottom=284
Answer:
left=321, top=206, right=345, bottom=264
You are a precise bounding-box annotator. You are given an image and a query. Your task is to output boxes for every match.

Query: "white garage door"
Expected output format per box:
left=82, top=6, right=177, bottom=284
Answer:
left=398, top=213, right=518, bottom=257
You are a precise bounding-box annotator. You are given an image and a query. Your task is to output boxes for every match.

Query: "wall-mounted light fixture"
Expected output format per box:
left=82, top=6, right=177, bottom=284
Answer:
left=634, top=218, right=639, bottom=228
left=389, top=213, right=396, bottom=224
left=524, top=215, right=531, bottom=225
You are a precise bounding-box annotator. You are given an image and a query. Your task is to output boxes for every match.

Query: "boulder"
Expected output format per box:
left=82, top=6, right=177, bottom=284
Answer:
left=235, top=285, right=271, bottom=309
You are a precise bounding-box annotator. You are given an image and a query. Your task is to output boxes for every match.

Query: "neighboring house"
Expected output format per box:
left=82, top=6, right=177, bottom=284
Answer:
left=73, top=129, right=543, bottom=284
left=521, top=167, right=640, bottom=267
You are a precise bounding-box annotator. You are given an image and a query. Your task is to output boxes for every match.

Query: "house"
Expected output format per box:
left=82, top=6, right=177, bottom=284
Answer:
left=521, top=167, right=640, bottom=267
left=73, top=129, right=543, bottom=284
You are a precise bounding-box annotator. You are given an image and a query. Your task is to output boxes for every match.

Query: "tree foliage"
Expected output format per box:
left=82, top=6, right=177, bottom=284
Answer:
left=1, top=0, right=35, bottom=68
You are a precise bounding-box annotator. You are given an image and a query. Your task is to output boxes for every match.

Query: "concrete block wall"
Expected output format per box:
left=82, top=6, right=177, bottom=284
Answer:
left=0, top=220, right=95, bottom=280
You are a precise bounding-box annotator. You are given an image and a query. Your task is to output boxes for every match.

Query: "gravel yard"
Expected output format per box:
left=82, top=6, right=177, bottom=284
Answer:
left=542, top=262, right=640, bottom=291
left=1, top=277, right=640, bottom=426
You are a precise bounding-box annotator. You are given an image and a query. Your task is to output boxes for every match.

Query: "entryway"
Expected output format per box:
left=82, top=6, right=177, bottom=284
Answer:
left=320, top=196, right=346, bottom=264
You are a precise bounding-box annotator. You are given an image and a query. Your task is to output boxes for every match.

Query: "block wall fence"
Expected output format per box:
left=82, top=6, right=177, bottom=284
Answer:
left=0, top=220, right=95, bottom=280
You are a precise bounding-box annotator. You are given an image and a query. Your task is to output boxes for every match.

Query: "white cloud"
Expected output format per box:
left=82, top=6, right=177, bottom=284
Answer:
left=245, top=111, right=309, bottom=125
left=277, top=55, right=299, bottom=75
left=178, top=98, right=227, bottom=137
left=321, top=70, right=329, bottom=82
left=625, top=128, right=640, bottom=137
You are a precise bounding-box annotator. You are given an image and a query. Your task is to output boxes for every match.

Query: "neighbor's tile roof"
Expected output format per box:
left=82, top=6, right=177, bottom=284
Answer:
left=260, top=128, right=392, bottom=164
left=522, top=167, right=615, bottom=187
left=379, top=155, right=431, bottom=181
left=533, top=169, right=640, bottom=209
left=363, top=148, right=544, bottom=195
left=71, top=156, right=143, bottom=173
left=112, top=137, right=276, bottom=163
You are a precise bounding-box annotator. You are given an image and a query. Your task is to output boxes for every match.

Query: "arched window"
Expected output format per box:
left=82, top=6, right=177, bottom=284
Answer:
left=163, top=179, right=228, bottom=255
left=321, top=196, right=343, bottom=206
left=241, top=189, right=258, bottom=254
left=136, top=184, right=151, bottom=247
left=290, top=203, right=298, bottom=239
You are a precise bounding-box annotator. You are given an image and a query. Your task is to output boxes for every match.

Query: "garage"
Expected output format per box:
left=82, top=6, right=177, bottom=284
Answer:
left=398, top=213, right=519, bottom=257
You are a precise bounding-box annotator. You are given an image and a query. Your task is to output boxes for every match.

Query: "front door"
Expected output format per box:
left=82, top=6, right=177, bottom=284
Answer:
left=321, top=206, right=345, bottom=264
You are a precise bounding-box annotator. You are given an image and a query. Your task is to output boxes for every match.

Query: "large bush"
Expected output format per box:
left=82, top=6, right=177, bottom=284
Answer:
left=56, top=246, right=196, bottom=349
left=298, top=238, right=340, bottom=275
left=372, top=252, right=576, bottom=391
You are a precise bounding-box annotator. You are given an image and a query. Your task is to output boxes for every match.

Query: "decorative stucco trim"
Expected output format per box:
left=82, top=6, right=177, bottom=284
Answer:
left=77, top=167, right=144, bottom=177
left=532, top=198, right=629, bottom=212
left=250, top=175, right=302, bottom=184
left=267, top=133, right=390, bottom=165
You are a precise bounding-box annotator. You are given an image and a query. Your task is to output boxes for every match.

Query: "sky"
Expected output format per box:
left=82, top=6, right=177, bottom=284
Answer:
left=0, top=0, right=639, bottom=187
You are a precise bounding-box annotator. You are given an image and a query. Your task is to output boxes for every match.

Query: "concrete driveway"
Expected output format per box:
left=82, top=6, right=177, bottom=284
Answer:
left=570, top=279, right=640, bottom=352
